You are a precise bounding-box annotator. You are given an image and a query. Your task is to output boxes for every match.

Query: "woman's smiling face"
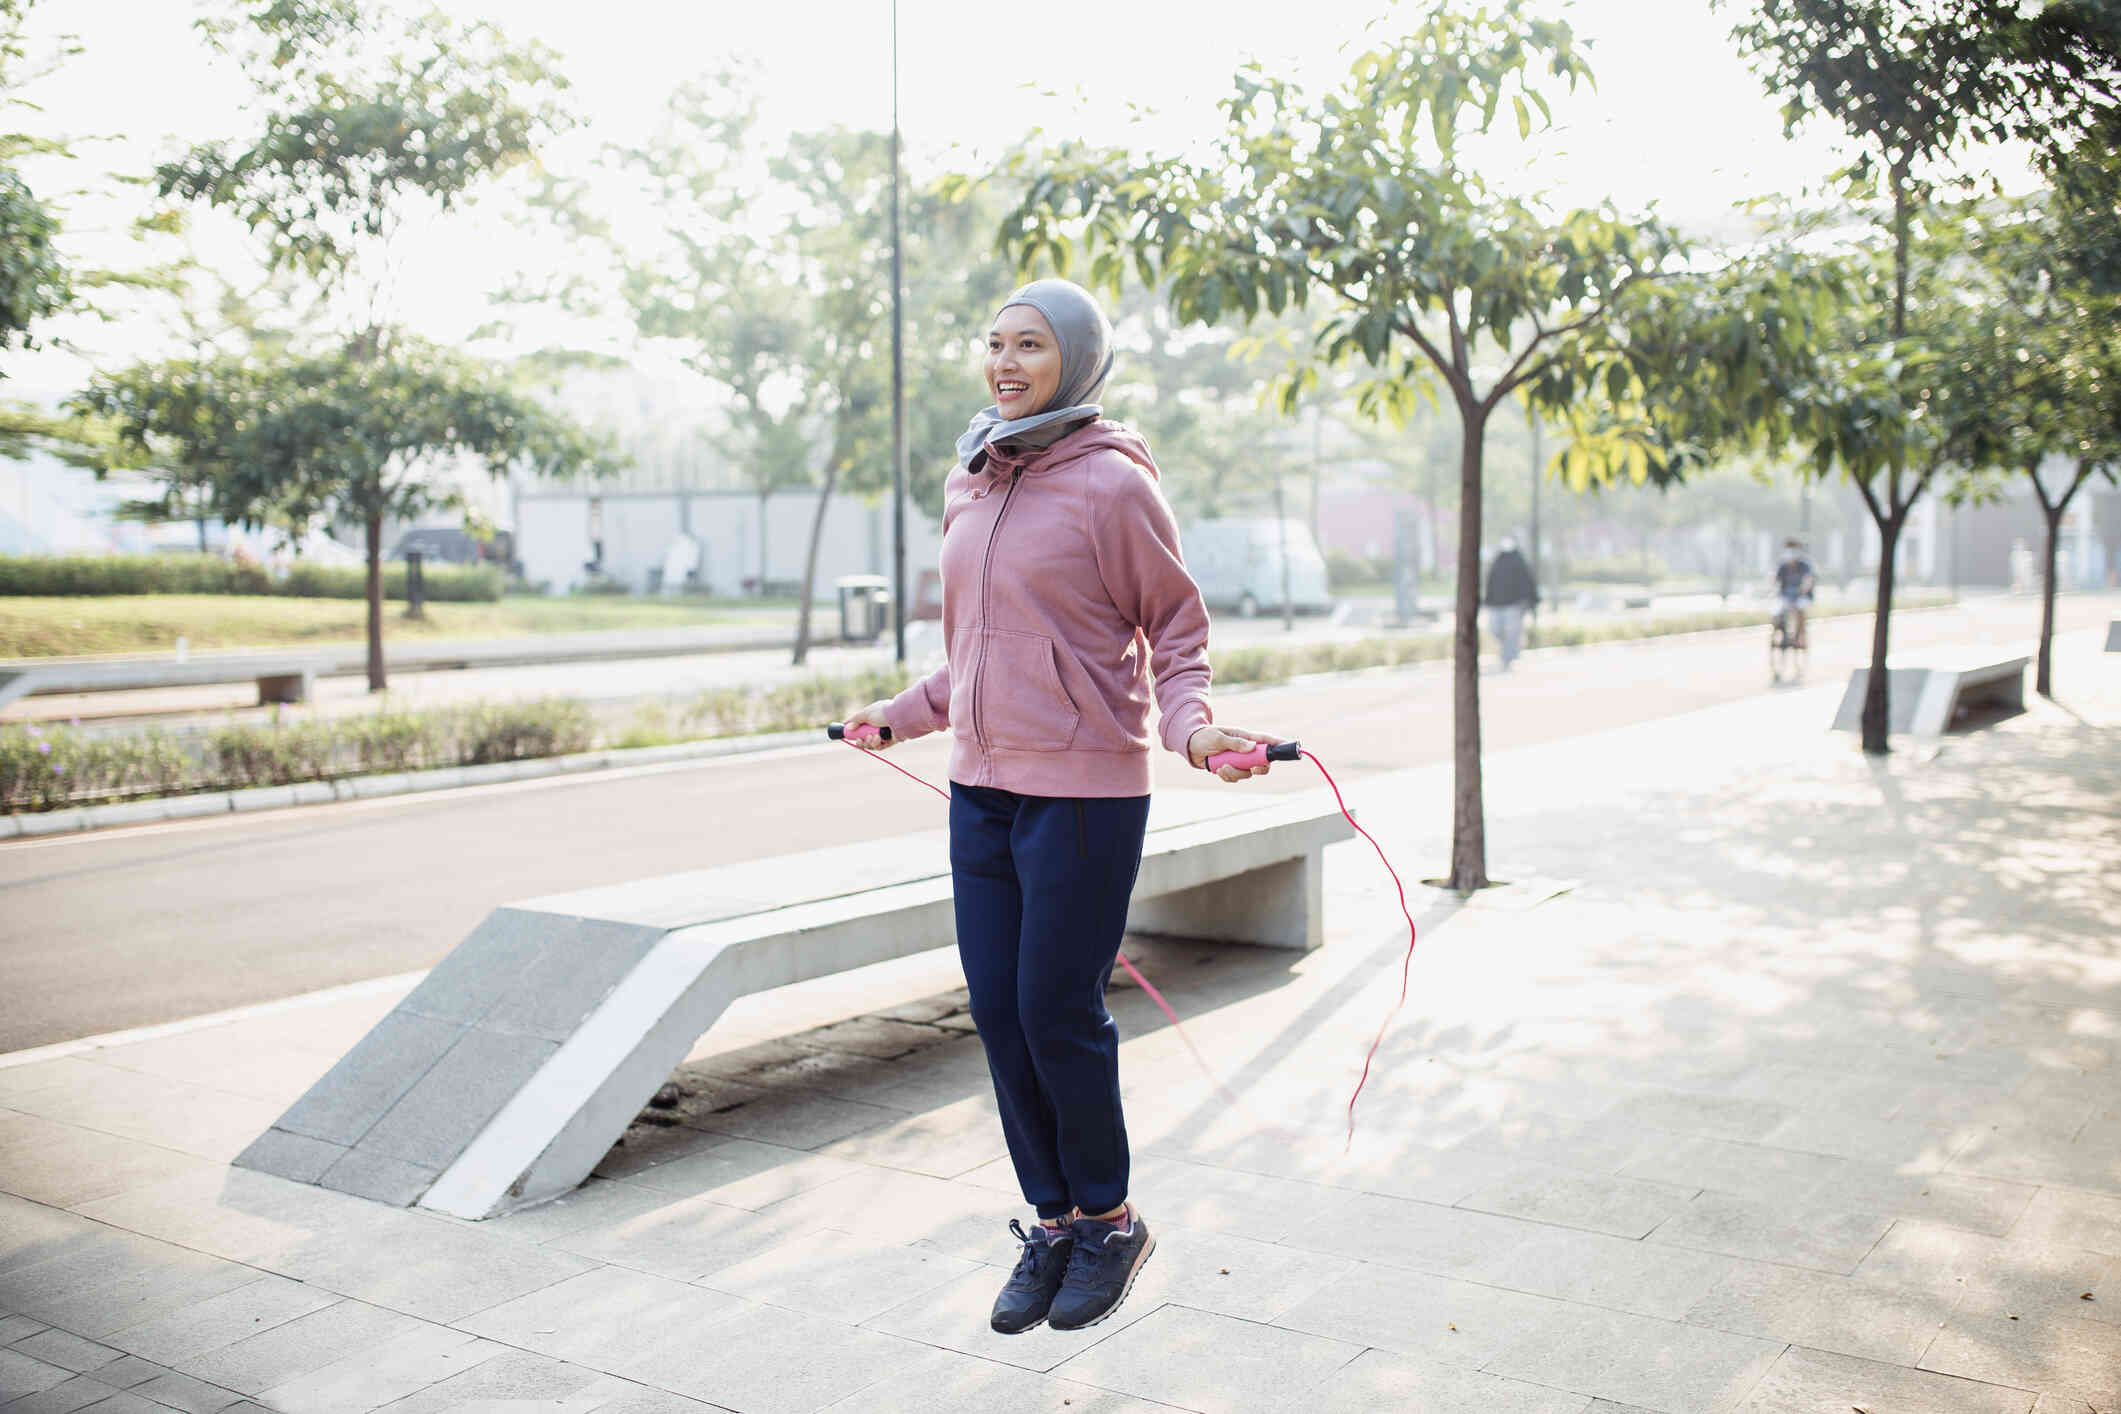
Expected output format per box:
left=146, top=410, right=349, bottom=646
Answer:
left=986, top=304, right=1062, bottom=418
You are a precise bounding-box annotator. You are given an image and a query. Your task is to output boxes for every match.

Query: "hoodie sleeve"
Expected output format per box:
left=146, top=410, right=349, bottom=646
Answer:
left=1091, top=459, right=1214, bottom=758
left=883, top=662, right=949, bottom=741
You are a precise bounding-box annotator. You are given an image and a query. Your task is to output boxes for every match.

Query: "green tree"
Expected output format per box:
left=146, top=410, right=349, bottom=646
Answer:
left=529, top=74, right=1014, bottom=663
left=136, top=0, right=596, bottom=690
left=996, top=1, right=1807, bottom=891
left=1713, top=0, right=2121, bottom=750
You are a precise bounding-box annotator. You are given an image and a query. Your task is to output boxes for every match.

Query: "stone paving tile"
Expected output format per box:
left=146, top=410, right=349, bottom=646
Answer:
left=1274, top=1263, right=1567, bottom=1368
left=0, top=1231, right=258, bottom=1341
left=451, top=1265, right=749, bottom=1370
left=55, top=1392, right=160, bottom=1414
left=697, top=1226, right=978, bottom=1324
left=1921, top=1308, right=2121, bottom=1408
left=549, top=1192, right=823, bottom=1283
left=1733, top=1346, right=2034, bottom=1413
left=1465, top=1225, right=1737, bottom=1320
left=1326, top=1139, right=1533, bottom=1209
left=179, top=1301, right=422, bottom=1397
left=813, top=1097, right=1010, bottom=1181
left=1055, top=1304, right=1364, bottom=1414
left=1484, top=1301, right=1784, bottom=1414
left=76, top=1356, right=159, bottom=1389
left=1648, top=1191, right=1896, bottom=1274
left=472, top=1179, right=676, bottom=1248
left=1853, top=1220, right=2116, bottom=1324
left=1614, top=1134, right=1855, bottom=1207
left=125, top=1369, right=247, bottom=1414
left=1597, top=1090, right=1794, bottom=1144
left=0, top=1372, right=118, bottom=1414
left=96, top=1271, right=364, bottom=1373
left=0, top=1314, right=47, bottom=1342
left=254, top=1324, right=503, bottom=1414
left=1951, top=1124, right=2121, bottom=1194
left=1124, top=1223, right=1353, bottom=1326
left=860, top=1262, right=1147, bottom=1375
left=0, top=1111, right=217, bottom=1211
left=1280, top=1190, right=1536, bottom=1277
left=815, top=1347, right=1170, bottom=1414
left=624, top=1303, right=935, bottom=1414
left=2029, top=1396, right=2097, bottom=1414
left=1, top=1069, right=280, bottom=1167
left=0, top=1350, right=76, bottom=1404
left=1683, top=1258, right=1959, bottom=1366
left=1123, top=1155, right=1359, bottom=1242
left=2010, top=1188, right=2121, bottom=1255
left=1457, top=1163, right=1698, bottom=1240
left=682, top=1082, right=898, bottom=1152
left=757, top=1168, right=1021, bottom=1266
left=1445, top=1109, right=1670, bottom=1174
left=361, top=1351, right=637, bottom=1414
left=1759, top=1107, right=1969, bottom=1173
left=6, top=1329, right=121, bottom=1374
left=1805, top=1166, right=2041, bottom=1237
left=612, top=1137, right=863, bottom=1210
left=1260, top=1346, right=1591, bottom=1414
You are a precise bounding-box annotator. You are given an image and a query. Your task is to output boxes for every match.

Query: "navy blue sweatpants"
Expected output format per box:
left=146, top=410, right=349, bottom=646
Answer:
left=949, top=783, right=1152, bottom=1221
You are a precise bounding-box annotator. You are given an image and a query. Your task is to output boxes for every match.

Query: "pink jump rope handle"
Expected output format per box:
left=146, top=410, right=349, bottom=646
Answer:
left=826, top=722, right=891, bottom=743
left=1206, top=740, right=1302, bottom=772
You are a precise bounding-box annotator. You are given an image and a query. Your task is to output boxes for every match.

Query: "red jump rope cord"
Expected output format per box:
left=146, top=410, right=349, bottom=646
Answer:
left=837, top=739, right=1419, bottom=1144
left=1300, top=750, right=1420, bottom=1146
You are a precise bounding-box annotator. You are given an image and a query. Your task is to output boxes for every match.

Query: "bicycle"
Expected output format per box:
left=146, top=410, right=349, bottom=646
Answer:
left=1769, top=604, right=1808, bottom=684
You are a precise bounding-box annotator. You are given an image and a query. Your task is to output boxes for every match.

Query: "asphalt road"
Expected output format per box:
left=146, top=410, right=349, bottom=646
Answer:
left=3, top=592, right=2112, bottom=1052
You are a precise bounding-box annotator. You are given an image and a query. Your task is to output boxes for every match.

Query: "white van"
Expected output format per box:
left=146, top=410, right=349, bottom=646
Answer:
left=1181, top=517, right=1334, bottom=617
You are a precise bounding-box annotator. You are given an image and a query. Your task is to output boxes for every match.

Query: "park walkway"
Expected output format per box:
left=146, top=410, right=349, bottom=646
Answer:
left=0, top=627, right=2115, bottom=1414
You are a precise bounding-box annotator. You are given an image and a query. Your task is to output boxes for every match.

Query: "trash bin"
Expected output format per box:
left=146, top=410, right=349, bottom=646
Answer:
left=836, top=574, right=892, bottom=643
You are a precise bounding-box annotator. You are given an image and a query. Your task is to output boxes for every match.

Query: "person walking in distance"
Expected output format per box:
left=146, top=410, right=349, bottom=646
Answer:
left=839, top=279, right=1282, bottom=1334
left=1483, top=535, right=1538, bottom=671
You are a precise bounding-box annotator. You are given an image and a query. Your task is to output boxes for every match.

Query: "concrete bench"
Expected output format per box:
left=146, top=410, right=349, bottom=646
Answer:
left=237, top=790, right=1356, bottom=1219
left=0, top=652, right=327, bottom=711
left=1832, top=656, right=2029, bottom=739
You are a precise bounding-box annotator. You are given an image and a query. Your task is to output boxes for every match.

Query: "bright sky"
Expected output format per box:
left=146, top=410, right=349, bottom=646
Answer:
left=11, top=0, right=1995, bottom=396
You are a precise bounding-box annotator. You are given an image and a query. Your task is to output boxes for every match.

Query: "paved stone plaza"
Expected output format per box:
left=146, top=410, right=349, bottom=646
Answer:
left=1, top=628, right=2115, bottom=1414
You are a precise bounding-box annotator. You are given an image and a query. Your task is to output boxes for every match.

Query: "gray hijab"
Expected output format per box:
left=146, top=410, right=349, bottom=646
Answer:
left=955, top=278, right=1115, bottom=471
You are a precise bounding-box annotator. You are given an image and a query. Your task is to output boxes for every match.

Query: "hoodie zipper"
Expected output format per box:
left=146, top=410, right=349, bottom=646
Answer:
left=968, top=468, right=1023, bottom=765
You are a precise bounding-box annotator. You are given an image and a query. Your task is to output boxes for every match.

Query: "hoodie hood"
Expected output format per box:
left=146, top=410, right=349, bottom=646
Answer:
left=978, top=418, right=1159, bottom=483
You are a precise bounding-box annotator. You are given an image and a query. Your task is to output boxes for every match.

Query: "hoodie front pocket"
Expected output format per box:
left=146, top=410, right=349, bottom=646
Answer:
left=979, top=630, right=1080, bottom=752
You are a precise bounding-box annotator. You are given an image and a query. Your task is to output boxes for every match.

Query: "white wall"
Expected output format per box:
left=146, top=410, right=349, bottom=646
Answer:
left=515, top=488, right=941, bottom=599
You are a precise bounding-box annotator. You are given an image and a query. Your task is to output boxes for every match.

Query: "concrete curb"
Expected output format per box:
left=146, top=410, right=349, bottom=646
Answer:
left=1, top=727, right=818, bottom=841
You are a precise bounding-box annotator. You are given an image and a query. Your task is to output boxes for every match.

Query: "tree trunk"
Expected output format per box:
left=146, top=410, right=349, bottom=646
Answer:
left=1860, top=511, right=1901, bottom=755
left=365, top=511, right=388, bottom=693
left=1448, top=403, right=1489, bottom=892
left=790, top=463, right=841, bottom=667
left=757, top=492, right=770, bottom=597
left=2031, top=459, right=2092, bottom=699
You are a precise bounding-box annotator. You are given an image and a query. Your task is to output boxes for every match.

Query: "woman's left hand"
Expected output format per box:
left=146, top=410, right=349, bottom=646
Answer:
left=1187, top=725, right=1283, bottom=783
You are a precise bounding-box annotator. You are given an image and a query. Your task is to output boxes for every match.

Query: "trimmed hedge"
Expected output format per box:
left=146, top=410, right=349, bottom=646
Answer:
left=0, top=554, right=503, bottom=602
left=2, top=595, right=1953, bottom=815
left=1, top=699, right=594, bottom=812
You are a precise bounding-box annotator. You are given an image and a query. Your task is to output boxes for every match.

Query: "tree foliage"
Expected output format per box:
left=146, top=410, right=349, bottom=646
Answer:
left=996, top=0, right=1814, bottom=890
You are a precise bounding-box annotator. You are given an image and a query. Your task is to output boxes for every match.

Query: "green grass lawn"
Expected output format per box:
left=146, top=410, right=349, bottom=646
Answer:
left=0, top=594, right=801, bottom=659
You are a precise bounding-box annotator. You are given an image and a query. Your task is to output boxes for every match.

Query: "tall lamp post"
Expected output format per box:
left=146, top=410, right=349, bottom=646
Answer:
left=888, top=0, right=908, bottom=665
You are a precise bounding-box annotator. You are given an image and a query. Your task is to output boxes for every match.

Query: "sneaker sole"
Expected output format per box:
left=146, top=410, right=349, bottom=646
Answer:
left=1048, top=1232, right=1156, bottom=1332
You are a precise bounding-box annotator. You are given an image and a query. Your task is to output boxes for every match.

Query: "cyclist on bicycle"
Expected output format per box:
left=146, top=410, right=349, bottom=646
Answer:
left=1774, top=538, right=1816, bottom=649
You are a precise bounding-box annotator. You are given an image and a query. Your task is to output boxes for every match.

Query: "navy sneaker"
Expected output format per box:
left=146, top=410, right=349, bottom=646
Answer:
left=990, top=1219, right=1074, bottom=1334
left=1048, top=1205, right=1156, bottom=1331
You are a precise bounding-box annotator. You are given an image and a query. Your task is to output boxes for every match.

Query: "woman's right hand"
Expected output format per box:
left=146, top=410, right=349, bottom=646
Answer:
left=841, top=700, right=896, bottom=750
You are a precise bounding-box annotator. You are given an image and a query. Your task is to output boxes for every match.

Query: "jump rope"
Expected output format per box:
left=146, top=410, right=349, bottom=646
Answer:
left=824, top=721, right=1421, bottom=1144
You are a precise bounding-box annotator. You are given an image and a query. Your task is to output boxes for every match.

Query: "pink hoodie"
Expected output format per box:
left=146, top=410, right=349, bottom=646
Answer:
left=883, top=420, right=1213, bottom=797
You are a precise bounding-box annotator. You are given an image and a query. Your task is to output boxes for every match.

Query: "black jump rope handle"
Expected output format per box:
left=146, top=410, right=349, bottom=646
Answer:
left=826, top=722, right=891, bottom=743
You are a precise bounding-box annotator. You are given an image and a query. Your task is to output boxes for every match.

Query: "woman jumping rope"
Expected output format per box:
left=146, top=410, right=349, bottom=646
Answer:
left=840, top=278, right=1282, bottom=1334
